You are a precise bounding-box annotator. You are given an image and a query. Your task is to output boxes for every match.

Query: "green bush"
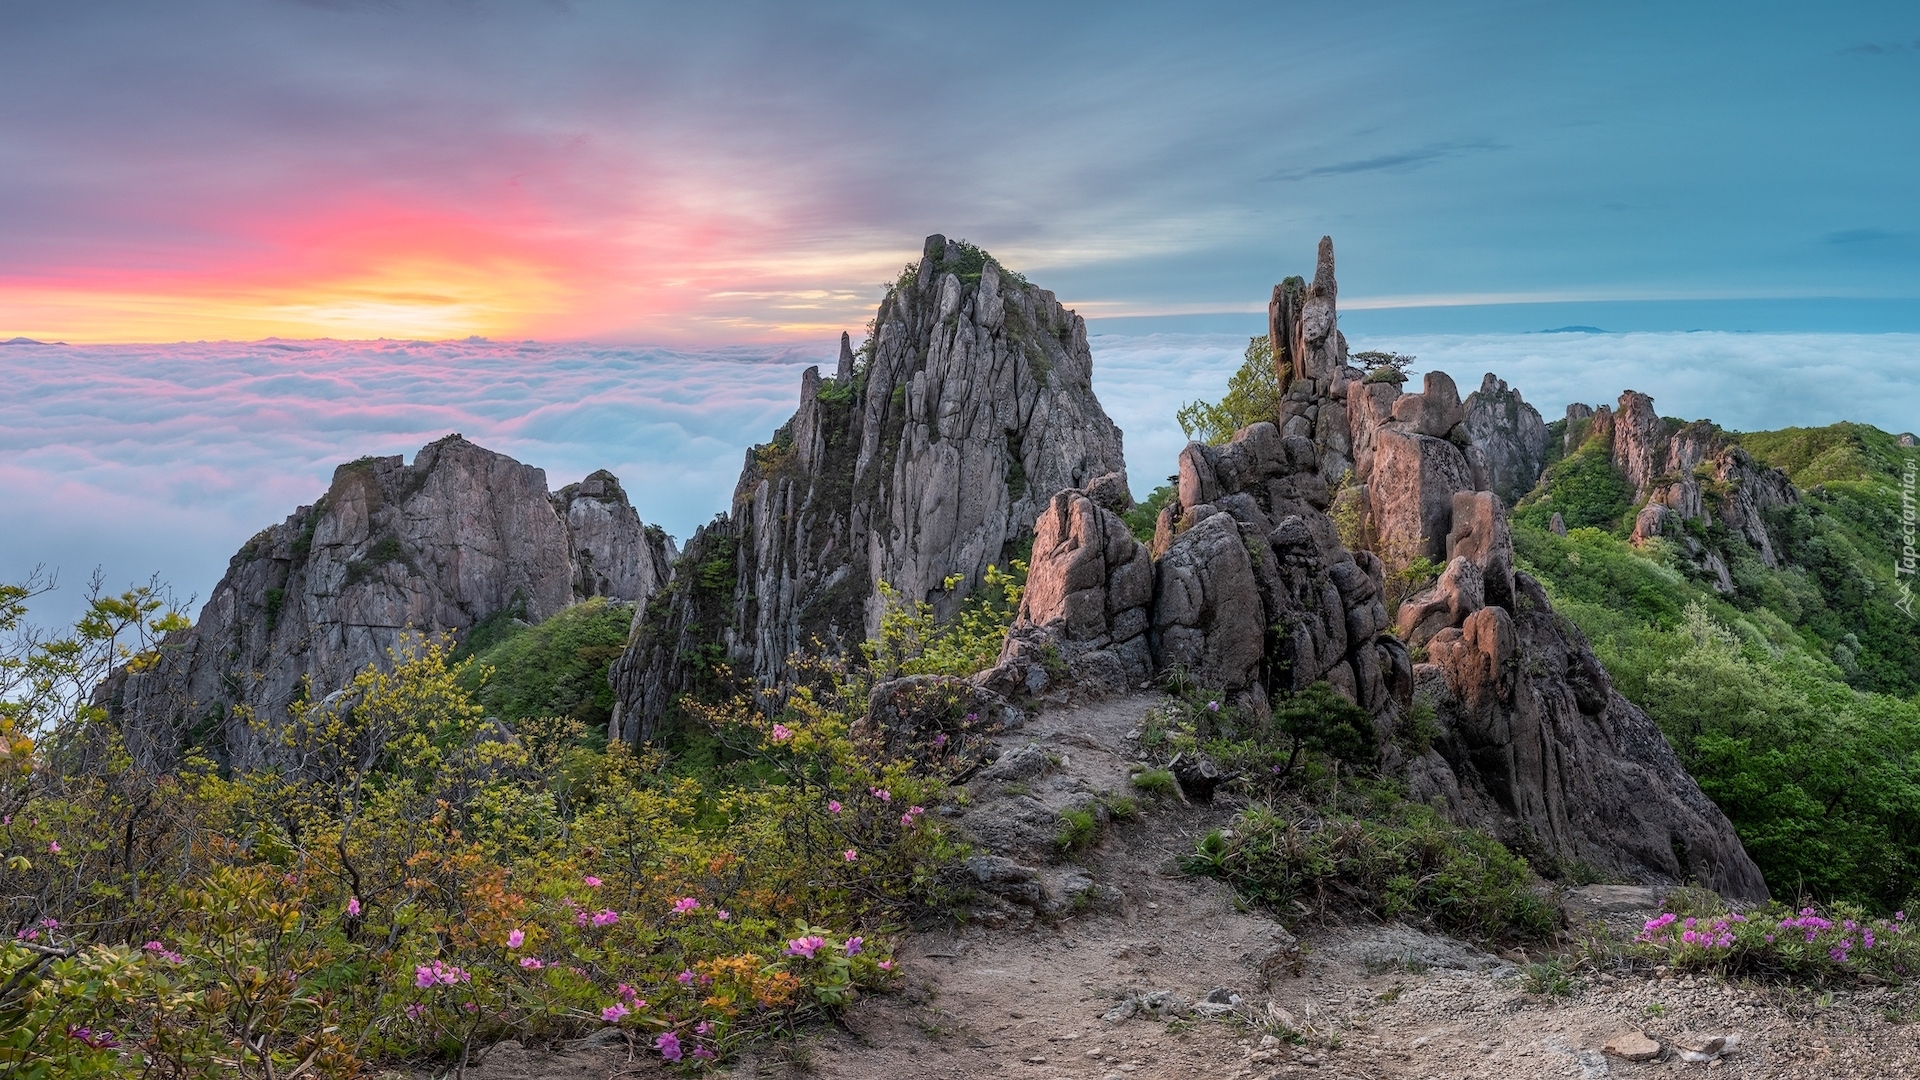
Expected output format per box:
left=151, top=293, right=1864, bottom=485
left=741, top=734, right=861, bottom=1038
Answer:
left=863, top=563, right=1024, bottom=680
left=1130, top=768, right=1177, bottom=796
left=1123, top=482, right=1175, bottom=543
left=1186, top=799, right=1556, bottom=942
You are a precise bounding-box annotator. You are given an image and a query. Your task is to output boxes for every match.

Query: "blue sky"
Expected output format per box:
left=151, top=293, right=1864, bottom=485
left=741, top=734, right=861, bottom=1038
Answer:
left=2, top=1, right=1916, bottom=339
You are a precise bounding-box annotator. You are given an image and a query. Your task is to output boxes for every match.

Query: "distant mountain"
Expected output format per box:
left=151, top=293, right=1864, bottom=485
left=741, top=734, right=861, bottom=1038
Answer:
left=1535, top=325, right=1607, bottom=333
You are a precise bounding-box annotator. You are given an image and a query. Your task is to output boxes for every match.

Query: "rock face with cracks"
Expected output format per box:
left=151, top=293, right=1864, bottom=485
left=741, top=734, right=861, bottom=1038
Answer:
left=1552, top=389, right=1799, bottom=591
left=1000, top=236, right=1763, bottom=897
left=608, top=235, right=1128, bottom=744
left=97, top=435, right=671, bottom=771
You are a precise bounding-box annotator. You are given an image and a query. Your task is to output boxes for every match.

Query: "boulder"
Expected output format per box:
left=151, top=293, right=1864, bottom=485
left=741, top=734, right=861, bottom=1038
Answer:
left=1150, top=512, right=1265, bottom=695
left=980, top=489, right=1153, bottom=699
left=1409, top=573, right=1767, bottom=899
left=1367, top=428, right=1475, bottom=563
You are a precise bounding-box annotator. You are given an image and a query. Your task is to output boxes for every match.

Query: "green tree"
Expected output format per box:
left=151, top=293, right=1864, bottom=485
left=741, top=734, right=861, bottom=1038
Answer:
left=1176, top=336, right=1283, bottom=445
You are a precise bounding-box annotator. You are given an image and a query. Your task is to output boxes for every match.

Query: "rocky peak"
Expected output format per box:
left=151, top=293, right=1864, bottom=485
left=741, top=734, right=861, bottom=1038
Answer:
left=1558, top=390, right=1799, bottom=579
left=985, top=237, right=1765, bottom=897
left=608, top=235, right=1128, bottom=745
left=1463, top=373, right=1549, bottom=506
left=98, top=436, right=671, bottom=770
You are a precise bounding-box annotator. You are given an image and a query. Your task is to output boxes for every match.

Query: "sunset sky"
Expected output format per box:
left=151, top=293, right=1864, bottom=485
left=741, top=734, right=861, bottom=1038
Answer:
left=5, top=0, right=1917, bottom=343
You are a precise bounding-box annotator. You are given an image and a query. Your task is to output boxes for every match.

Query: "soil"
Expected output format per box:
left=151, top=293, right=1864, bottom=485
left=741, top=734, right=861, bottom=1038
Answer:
left=452, top=693, right=1920, bottom=1080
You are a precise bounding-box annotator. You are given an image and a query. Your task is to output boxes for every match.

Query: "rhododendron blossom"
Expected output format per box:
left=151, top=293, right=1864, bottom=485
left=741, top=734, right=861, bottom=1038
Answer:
left=785, top=935, right=826, bottom=959
left=672, top=896, right=700, bottom=914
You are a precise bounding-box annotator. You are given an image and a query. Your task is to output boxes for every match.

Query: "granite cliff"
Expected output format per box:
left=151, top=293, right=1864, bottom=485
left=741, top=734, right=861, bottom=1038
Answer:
left=607, top=236, right=1128, bottom=744
left=97, top=436, right=671, bottom=770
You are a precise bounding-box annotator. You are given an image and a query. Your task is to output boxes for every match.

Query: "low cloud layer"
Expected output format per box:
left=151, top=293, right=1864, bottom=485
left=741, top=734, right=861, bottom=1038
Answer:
left=6, top=331, right=1918, bottom=627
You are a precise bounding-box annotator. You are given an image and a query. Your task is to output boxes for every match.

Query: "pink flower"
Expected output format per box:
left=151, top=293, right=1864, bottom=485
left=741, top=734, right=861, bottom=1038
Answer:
left=462, top=1001, right=478, bottom=1013
left=46, top=842, right=58, bottom=854
left=933, top=732, right=949, bottom=748
left=507, top=929, right=525, bottom=949
left=583, top=875, right=603, bottom=888
left=616, top=983, right=640, bottom=1003
left=878, top=960, right=894, bottom=971
left=827, top=800, right=842, bottom=814
left=692, top=1046, right=717, bottom=1060
left=656, top=1031, right=682, bottom=1062
left=695, top=1021, right=713, bottom=1036
left=678, top=969, right=695, bottom=986
left=844, top=849, right=858, bottom=862
left=716, top=909, right=730, bottom=921
left=414, top=960, right=470, bottom=988
left=142, top=941, right=186, bottom=964
left=592, top=910, right=620, bottom=927
left=602, top=1002, right=629, bottom=1023
left=519, top=957, right=545, bottom=970
left=844, top=936, right=863, bottom=956
left=870, top=787, right=891, bottom=802
left=672, top=896, right=700, bottom=914
left=405, top=1003, right=427, bottom=1020
left=1207, top=700, right=1220, bottom=712
left=785, top=936, right=826, bottom=959
left=574, top=909, right=592, bottom=928
left=346, top=897, right=361, bottom=917
left=770, top=723, right=792, bottom=743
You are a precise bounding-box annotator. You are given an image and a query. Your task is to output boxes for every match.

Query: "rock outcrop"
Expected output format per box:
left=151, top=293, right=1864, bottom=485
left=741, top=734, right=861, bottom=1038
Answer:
left=1556, top=390, right=1799, bottom=586
left=97, top=436, right=671, bottom=770
left=981, top=489, right=1154, bottom=700
left=608, top=236, right=1128, bottom=744
left=1463, top=374, right=1549, bottom=506
left=994, top=236, right=1764, bottom=897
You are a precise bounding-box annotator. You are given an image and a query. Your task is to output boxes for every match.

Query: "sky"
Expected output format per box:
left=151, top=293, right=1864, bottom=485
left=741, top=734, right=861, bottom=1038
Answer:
left=3, top=0, right=1919, bottom=623
left=3, top=0, right=1918, bottom=342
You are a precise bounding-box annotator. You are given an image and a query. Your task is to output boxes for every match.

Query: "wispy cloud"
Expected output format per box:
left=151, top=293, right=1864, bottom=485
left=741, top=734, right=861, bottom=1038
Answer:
left=1261, top=139, right=1506, bottom=183
left=1826, top=228, right=1914, bottom=245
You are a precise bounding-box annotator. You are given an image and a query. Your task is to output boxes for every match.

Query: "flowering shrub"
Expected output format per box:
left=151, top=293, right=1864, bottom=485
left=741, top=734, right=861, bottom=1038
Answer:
left=1632, top=902, right=1918, bottom=981
left=0, top=617, right=965, bottom=1076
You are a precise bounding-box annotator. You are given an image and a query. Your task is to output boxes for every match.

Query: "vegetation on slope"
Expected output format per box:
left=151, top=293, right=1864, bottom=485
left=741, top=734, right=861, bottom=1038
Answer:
left=1510, top=417, right=1920, bottom=910
left=454, top=596, right=634, bottom=748
left=0, top=580, right=975, bottom=1076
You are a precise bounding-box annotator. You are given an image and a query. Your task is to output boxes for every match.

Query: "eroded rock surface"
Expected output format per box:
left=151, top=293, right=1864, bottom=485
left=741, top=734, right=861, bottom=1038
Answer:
left=609, top=235, right=1127, bottom=744
left=99, top=436, right=670, bottom=770
left=1035, top=236, right=1764, bottom=897
left=1464, top=373, right=1549, bottom=505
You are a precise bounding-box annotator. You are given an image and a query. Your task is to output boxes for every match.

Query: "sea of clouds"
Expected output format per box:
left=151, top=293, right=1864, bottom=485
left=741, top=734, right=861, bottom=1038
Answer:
left=5, top=331, right=1917, bottom=627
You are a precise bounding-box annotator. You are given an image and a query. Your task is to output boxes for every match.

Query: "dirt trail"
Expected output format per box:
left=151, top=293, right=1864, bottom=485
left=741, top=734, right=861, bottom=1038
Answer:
left=466, top=694, right=1919, bottom=1080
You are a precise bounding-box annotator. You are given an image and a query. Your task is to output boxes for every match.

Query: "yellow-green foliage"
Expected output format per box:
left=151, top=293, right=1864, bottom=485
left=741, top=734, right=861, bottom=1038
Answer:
left=863, top=563, right=1024, bottom=680
left=0, top=593, right=964, bottom=1075
left=1175, top=336, right=1283, bottom=446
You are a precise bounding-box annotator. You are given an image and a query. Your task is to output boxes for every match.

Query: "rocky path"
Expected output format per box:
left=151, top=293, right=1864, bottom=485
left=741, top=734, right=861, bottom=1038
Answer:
left=463, top=694, right=1918, bottom=1080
